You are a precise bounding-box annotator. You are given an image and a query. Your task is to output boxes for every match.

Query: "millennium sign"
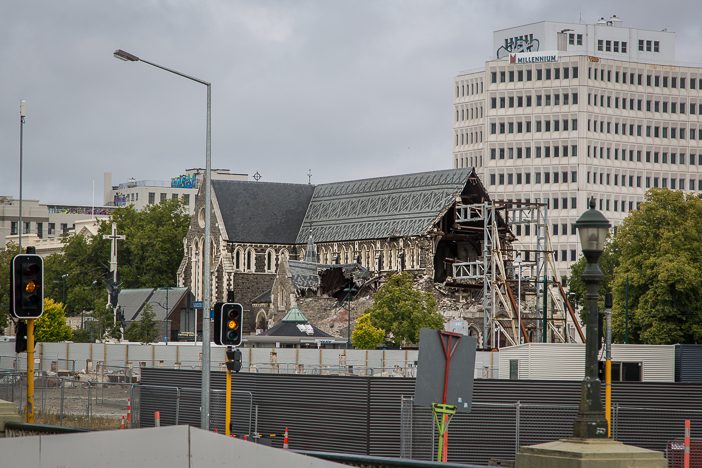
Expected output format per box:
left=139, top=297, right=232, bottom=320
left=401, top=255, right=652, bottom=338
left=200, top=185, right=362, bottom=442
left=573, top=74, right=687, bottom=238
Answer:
left=509, top=51, right=559, bottom=64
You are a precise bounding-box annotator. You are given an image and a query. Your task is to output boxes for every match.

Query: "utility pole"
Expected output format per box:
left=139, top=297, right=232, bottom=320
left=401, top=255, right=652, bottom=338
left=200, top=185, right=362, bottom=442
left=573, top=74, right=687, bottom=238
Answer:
left=18, top=100, right=27, bottom=251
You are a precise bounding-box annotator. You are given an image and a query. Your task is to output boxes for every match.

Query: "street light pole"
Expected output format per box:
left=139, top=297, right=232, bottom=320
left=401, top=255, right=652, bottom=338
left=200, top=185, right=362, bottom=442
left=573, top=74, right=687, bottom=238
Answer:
left=18, top=100, right=27, bottom=251
left=113, top=49, right=213, bottom=430
left=573, top=197, right=610, bottom=439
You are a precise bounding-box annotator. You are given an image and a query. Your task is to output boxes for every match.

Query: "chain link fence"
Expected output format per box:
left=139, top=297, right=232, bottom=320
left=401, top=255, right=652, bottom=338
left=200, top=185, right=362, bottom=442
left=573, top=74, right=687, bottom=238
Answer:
left=400, top=396, right=702, bottom=465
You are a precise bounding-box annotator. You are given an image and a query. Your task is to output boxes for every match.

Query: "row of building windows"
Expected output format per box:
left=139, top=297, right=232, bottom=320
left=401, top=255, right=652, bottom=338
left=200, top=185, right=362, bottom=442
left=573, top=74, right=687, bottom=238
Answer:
left=489, top=169, right=578, bottom=186
left=455, top=80, right=484, bottom=98
left=489, top=117, right=578, bottom=135
left=456, top=105, right=484, bottom=121
left=456, top=128, right=483, bottom=146
left=588, top=65, right=701, bottom=90
left=587, top=118, right=702, bottom=141
left=147, top=192, right=191, bottom=205
left=489, top=91, right=579, bottom=110
left=597, top=39, right=629, bottom=53
left=568, top=33, right=583, bottom=46
left=489, top=143, right=579, bottom=159
left=638, top=39, right=661, bottom=53
left=587, top=92, right=702, bottom=115
left=455, top=153, right=482, bottom=169
left=9, top=221, right=69, bottom=237
left=490, top=66, right=580, bottom=84
left=588, top=170, right=701, bottom=191
left=587, top=146, right=702, bottom=164
left=488, top=61, right=702, bottom=91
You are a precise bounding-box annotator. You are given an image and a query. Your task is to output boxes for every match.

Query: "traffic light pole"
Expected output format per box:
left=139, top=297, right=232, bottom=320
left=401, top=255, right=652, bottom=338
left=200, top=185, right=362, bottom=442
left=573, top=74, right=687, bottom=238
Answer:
left=26, top=319, right=35, bottom=423
left=225, top=347, right=232, bottom=436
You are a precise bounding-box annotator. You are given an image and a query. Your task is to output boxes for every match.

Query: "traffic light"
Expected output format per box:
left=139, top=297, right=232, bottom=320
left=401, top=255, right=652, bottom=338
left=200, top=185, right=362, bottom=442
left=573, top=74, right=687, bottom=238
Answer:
left=9, top=254, right=44, bottom=319
left=213, top=302, right=224, bottom=345
left=220, top=303, right=243, bottom=346
left=226, top=348, right=242, bottom=373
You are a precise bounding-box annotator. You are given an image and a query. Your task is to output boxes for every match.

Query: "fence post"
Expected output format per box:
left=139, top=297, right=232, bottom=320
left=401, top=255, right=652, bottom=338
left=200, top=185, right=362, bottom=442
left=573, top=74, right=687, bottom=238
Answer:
left=59, top=380, right=65, bottom=426
left=175, top=387, right=181, bottom=426
left=515, top=400, right=521, bottom=457
left=684, top=419, right=691, bottom=468
left=87, top=382, right=92, bottom=429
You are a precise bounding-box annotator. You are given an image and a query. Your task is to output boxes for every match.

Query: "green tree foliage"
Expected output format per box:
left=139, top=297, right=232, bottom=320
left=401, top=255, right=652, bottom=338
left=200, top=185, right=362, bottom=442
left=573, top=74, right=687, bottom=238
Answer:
left=0, top=243, right=20, bottom=331
left=569, top=189, right=702, bottom=344
left=367, top=272, right=444, bottom=346
left=35, top=298, right=73, bottom=342
left=351, top=313, right=385, bottom=349
left=125, top=304, right=159, bottom=344
left=610, top=190, right=702, bottom=344
left=40, top=198, right=189, bottom=319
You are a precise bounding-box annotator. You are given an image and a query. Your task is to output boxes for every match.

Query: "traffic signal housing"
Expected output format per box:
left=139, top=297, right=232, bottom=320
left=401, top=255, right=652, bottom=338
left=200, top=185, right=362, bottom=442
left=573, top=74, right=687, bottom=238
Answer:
left=226, top=348, right=242, bottom=373
left=220, top=303, right=243, bottom=347
left=10, top=254, right=44, bottom=319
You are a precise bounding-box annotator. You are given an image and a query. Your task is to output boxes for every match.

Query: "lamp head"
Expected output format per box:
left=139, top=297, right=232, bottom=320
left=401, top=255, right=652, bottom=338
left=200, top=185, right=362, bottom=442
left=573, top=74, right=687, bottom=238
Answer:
left=113, top=49, right=140, bottom=62
left=575, top=197, right=611, bottom=260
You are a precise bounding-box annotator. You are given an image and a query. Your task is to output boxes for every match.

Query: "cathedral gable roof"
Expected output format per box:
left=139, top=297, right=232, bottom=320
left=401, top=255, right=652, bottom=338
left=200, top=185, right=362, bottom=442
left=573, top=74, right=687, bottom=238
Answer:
left=296, top=168, right=474, bottom=243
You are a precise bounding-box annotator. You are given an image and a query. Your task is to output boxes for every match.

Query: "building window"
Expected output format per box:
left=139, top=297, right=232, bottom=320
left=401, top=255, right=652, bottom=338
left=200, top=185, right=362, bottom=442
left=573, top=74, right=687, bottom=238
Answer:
left=37, top=223, right=43, bottom=239
left=48, top=223, right=55, bottom=236
left=246, top=249, right=254, bottom=272
left=577, top=34, right=583, bottom=45
left=160, top=193, right=167, bottom=202
left=598, top=40, right=603, bottom=52
left=638, top=39, right=644, bottom=51
left=183, top=194, right=190, bottom=206
left=654, top=41, right=660, bottom=52
left=148, top=192, right=155, bottom=204
left=10, top=221, right=17, bottom=235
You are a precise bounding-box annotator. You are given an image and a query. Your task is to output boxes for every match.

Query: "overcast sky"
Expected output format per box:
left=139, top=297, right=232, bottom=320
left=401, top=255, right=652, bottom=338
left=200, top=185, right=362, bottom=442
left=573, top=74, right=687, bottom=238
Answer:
left=1, top=0, right=700, bottom=205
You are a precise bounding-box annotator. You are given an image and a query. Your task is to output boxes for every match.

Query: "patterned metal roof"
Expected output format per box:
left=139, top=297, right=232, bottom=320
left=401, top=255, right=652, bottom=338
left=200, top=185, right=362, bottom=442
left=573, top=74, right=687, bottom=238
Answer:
left=295, top=168, right=473, bottom=243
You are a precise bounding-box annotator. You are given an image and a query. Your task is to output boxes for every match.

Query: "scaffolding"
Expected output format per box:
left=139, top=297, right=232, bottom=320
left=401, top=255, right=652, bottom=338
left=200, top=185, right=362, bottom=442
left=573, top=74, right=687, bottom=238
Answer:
left=451, top=200, right=583, bottom=349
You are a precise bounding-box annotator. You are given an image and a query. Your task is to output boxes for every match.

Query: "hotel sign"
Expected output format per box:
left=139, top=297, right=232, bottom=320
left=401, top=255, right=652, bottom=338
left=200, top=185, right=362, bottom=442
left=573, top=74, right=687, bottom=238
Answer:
left=509, top=51, right=559, bottom=64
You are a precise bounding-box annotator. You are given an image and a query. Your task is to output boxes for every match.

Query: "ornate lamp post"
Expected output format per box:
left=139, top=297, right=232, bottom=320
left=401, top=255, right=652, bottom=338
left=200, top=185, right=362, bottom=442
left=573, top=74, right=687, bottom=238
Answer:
left=573, top=198, right=610, bottom=438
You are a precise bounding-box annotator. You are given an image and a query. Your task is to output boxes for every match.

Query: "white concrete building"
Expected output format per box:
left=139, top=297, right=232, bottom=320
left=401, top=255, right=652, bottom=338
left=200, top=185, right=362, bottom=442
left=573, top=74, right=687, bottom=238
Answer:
left=0, top=196, right=113, bottom=253
left=454, top=18, right=702, bottom=277
left=104, top=168, right=247, bottom=214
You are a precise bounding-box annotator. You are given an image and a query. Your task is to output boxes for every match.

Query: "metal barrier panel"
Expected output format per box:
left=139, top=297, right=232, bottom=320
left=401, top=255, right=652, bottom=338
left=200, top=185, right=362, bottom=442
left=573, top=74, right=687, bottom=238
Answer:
left=616, top=405, right=702, bottom=453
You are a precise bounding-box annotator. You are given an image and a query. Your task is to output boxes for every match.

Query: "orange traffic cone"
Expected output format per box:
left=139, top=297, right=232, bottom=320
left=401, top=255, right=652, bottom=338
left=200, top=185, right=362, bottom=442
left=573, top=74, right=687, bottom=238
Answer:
left=120, top=416, right=125, bottom=430
left=283, top=427, right=289, bottom=449
left=154, top=411, right=161, bottom=427
left=126, top=398, right=132, bottom=428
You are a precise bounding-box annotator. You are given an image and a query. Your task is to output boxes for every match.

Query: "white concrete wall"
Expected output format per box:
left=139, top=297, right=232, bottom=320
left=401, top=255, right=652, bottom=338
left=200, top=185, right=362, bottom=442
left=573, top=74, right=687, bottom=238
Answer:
left=498, top=343, right=675, bottom=382
left=0, top=341, right=498, bottom=378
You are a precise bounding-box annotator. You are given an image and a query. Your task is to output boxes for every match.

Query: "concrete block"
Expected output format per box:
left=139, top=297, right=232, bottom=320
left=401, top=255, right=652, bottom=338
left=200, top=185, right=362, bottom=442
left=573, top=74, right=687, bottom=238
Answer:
left=0, top=399, right=22, bottom=434
left=517, top=438, right=666, bottom=468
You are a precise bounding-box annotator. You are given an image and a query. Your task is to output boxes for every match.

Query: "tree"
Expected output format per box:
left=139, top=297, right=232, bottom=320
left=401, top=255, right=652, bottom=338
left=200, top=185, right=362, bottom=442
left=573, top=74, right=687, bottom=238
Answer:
left=352, top=313, right=385, bottom=349
left=35, top=298, right=73, bottom=342
left=570, top=189, right=702, bottom=344
left=0, top=243, right=20, bottom=331
left=367, top=272, right=444, bottom=346
left=125, top=304, right=159, bottom=344
left=610, top=190, right=702, bottom=344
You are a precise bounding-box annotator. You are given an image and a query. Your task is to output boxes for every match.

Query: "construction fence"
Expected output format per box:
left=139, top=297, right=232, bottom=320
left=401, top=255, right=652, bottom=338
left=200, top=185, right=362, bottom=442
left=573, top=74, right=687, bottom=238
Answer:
left=3, top=365, right=702, bottom=466
left=138, top=368, right=702, bottom=466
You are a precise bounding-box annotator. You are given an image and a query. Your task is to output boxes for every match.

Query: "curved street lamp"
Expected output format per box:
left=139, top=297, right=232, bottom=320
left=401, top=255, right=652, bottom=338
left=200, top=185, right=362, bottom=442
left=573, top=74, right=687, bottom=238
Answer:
left=113, top=49, right=212, bottom=430
left=573, top=197, right=610, bottom=439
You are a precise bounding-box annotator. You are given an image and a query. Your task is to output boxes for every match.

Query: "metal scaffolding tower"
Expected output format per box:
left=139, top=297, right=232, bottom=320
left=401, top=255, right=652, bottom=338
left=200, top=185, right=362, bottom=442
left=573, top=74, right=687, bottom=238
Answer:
left=452, top=200, right=583, bottom=348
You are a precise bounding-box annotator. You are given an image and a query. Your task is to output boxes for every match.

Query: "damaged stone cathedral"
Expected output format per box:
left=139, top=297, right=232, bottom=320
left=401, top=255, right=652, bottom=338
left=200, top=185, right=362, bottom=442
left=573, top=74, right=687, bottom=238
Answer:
left=178, top=168, right=522, bottom=347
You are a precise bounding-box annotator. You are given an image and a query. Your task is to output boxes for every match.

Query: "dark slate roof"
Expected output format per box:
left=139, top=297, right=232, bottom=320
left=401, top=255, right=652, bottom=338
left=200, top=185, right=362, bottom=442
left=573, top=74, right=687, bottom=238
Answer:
left=213, top=180, right=315, bottom=244
left=118, top=287, right=189, bottom=322
left=262, top=305, right=332, bottom=338
left=296, top=168, right=473, bottom=243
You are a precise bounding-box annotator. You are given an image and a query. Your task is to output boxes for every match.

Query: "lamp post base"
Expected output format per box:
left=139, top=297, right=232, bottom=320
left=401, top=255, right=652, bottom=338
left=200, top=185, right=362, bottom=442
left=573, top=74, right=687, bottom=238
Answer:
left=573, top=411, right=609, bottom=439
left=517, top=438, right=666, bottom=468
